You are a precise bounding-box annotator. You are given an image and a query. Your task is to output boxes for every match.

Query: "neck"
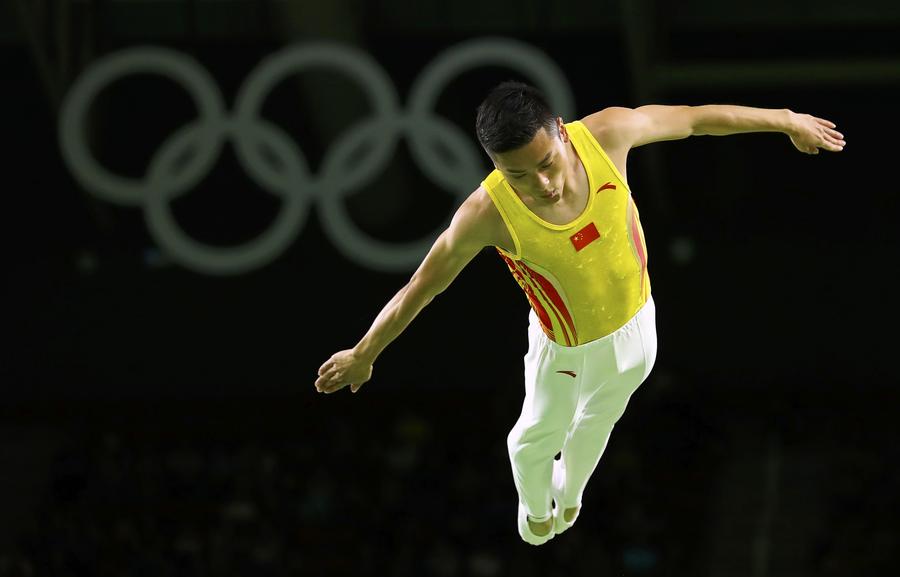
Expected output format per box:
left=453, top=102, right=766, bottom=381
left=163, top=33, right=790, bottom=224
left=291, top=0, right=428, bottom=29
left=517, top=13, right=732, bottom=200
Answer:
left=563, top=140, right=582, bottom=194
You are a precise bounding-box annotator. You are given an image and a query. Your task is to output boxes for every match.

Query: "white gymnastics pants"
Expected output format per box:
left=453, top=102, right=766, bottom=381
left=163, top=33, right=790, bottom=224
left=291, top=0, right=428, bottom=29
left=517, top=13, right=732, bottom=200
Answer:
left=507, top=295, right=657, bottom=521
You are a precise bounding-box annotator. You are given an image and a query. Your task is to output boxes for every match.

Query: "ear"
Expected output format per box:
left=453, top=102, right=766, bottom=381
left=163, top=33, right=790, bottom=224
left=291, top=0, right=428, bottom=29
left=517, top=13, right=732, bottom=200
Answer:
left=557, top=117, right=569, bottom=142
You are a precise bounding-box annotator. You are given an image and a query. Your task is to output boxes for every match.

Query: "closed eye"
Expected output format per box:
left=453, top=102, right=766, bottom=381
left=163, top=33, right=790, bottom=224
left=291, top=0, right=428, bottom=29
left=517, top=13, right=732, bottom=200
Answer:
left=508, top=158, right=553, bottom=179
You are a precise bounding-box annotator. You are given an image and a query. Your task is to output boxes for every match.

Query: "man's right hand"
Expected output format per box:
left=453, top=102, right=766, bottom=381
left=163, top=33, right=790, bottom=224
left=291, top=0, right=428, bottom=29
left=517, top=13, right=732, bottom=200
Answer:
left=315, top=349, right=373, bottom=394
left=313, top=187, right=499, bottom=397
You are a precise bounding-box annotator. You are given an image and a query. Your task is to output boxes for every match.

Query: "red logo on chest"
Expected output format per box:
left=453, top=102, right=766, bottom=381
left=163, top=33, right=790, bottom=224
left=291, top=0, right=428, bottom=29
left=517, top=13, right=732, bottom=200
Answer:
left=570, top=222, right=600, bottom=251
left=597, top=182, right=617, bottom=193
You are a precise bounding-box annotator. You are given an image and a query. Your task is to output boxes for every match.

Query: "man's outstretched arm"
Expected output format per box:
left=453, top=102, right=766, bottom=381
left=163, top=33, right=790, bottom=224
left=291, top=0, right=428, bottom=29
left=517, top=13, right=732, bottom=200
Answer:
left=585, top=104, right=846, bottom=155
left=314, top=191, right=494, bottom=395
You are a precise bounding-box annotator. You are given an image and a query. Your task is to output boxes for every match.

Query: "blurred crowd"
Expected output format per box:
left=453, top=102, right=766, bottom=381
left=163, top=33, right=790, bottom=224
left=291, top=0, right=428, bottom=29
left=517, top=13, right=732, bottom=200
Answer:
left=0, top=392, right=672, bottom=577
left=1, top=384, right=897, bottom=576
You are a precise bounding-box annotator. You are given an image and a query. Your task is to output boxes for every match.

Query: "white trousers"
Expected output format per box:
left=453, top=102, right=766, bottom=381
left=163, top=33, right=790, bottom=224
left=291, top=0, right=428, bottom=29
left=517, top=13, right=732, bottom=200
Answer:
left=507, top=296, right=657, bottom=521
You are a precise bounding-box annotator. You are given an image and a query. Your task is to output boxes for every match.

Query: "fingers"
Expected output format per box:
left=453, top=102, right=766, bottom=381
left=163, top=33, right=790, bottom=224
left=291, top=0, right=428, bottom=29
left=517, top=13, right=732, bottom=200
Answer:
left=820, top=133, right=845, bottom=152
left=315, top=354, right=366, bottom=394
left=315, top=374, right=346, bottom=394
left=315, top=377, right=362, bottom=394
left=316, top=358, right=347, bottom=391
left=320, top=383, right=346, bottom=394
left=315, top=364, right=341, bottom=392
left=315, top=367, right=362, bottom=394
left=314, top=374, right=329, bottom=392
left=808, top=117, right=845, bottom=152
left=822, top=127, right=845, bottom=150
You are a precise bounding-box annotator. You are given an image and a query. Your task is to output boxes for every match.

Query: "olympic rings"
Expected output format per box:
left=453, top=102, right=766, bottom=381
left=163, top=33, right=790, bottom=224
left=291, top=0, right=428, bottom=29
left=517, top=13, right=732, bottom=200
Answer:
left=59, top=38, right=575, bottom=274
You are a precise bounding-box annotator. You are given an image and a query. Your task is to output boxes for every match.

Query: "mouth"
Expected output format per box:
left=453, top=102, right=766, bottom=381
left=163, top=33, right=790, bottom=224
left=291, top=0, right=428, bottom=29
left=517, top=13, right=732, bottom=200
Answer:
left=543, top=188, right=558, bottom=199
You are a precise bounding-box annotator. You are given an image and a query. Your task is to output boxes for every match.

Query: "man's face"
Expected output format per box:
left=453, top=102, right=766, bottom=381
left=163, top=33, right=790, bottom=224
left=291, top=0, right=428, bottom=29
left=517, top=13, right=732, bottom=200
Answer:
left=492, top=120, right=568, bottom=202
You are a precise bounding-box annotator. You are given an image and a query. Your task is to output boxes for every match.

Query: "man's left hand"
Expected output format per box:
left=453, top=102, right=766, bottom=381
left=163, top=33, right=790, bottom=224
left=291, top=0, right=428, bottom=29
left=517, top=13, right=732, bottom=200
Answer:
left=789, top=113, right=845, bottom=154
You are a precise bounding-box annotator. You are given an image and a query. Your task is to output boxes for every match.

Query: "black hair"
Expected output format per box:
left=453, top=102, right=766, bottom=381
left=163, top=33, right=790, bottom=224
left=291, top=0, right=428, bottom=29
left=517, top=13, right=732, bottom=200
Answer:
left=475, top=81, right=558, bottom=156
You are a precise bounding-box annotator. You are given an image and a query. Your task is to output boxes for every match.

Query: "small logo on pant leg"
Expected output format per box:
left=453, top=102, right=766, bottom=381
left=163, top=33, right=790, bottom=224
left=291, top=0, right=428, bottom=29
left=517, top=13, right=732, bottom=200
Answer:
left=556, top=370, right=577, bottom=378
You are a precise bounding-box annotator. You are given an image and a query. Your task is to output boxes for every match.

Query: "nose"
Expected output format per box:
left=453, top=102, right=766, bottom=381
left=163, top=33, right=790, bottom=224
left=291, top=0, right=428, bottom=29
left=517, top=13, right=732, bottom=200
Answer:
left=536, top=172, right=551, bottom=187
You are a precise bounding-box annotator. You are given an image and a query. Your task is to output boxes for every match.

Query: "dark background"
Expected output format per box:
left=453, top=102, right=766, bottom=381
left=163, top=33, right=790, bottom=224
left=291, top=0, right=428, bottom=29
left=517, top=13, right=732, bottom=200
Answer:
left=2, top=1, right=898, bottom=575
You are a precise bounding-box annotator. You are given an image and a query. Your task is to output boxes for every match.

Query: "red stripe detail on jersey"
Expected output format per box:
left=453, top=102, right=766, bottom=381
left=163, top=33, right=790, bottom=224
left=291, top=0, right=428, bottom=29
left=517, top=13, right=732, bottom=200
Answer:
left=631, top=208, right=647, bottom=295
left=570, top=222, right=600, bottom=252
left=518, top=264, right=572, bottom=346
left=535, top=288, right=572, bottom=346
left=498, top=252, right=555, bottom=339
left=516, top=264, right=559, bottom=341
left=597, top=182, right=617, bottom=193
left=520, top=262, right=578, bottom=345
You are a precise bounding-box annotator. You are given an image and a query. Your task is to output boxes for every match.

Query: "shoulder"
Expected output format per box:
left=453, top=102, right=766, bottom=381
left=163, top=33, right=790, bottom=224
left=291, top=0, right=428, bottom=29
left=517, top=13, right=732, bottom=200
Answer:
left=579, top=107, right=644, bottom=150
left=455, top=186, right=498, bottom=224
left=447, top=186, right=509, bottom=250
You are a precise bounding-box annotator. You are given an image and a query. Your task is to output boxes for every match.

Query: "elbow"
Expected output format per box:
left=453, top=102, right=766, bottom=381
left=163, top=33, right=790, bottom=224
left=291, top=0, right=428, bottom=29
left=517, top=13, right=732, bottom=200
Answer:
left=688, top=105, right=717, bottom=137
left=670, top=105, right=699, bottom=138
left=406, top=274, right=443, bottom=307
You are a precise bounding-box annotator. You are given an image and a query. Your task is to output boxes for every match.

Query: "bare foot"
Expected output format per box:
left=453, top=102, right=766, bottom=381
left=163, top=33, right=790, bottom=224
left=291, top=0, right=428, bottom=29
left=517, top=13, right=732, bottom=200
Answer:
left=527, top=515, right=553, bottom=536
left=563, top=506, right=579, bottom=522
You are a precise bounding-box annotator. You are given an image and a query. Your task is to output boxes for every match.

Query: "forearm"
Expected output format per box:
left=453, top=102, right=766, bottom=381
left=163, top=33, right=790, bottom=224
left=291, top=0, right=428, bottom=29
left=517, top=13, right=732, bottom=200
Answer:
left=352, top=277, right=435, bottom=363
left=691, top=105, right=795, bottom=137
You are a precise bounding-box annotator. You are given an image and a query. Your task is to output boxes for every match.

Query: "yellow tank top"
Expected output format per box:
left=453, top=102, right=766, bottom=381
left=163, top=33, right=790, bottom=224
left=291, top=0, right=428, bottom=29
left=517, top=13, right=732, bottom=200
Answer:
left=482, top=121, right=650, bottom=346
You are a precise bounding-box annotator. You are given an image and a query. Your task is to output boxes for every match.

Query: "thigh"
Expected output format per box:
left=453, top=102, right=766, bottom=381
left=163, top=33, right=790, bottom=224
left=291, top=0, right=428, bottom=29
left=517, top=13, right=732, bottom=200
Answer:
left=517, top=314, right=581, bottom=427
left=610, top=296, right=657, bottom=385
left=580, top=298, right=657, bottom=415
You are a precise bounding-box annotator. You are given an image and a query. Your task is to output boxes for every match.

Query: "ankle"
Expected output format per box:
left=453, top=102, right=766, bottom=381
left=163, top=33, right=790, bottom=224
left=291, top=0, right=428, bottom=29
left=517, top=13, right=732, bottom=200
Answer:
left=527, top=515, right=553, bottom=536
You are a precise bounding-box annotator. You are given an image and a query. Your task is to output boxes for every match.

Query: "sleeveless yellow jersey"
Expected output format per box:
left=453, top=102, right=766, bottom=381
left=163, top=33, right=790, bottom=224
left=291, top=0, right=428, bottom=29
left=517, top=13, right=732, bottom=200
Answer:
left=482, top=120, right=650, bottom=346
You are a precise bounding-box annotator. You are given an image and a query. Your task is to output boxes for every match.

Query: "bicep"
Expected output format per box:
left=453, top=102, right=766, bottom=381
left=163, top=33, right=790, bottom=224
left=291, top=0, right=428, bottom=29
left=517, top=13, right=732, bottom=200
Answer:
left=629, top=105, right=695, bottom=147
left=589, top=105, right=696, bottom=150
left=407, top=209, right=486, bottom=298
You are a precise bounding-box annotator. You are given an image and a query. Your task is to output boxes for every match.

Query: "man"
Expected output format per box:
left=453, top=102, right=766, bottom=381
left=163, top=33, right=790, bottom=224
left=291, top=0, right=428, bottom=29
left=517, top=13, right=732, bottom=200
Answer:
left=314, top=82, right=844, bottom=545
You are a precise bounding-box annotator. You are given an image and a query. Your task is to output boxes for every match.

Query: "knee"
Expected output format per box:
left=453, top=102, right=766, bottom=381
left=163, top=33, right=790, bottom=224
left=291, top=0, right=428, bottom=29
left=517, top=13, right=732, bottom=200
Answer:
left=579, top=402, right=630, bottom=429
left=506, top=428, right=521, bottom=458
left=507, top=423, right=566, bottom=464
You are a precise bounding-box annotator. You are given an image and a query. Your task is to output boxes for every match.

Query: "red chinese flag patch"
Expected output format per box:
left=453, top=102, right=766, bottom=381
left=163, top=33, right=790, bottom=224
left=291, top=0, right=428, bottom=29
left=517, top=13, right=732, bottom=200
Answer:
left=570, top=222, right=600, bottom=251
